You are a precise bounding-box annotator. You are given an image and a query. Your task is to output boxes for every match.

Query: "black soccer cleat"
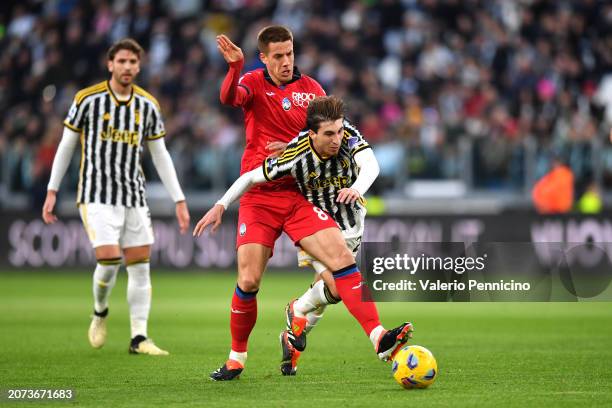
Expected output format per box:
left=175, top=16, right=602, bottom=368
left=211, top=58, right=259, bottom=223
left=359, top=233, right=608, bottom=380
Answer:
left=280, top=330, right=301, bottom=376
left=376, top=322, right=414, bottom=361
left=285, top=300, right=307, bottom=352
left=210, top=360, right=244, bottom=381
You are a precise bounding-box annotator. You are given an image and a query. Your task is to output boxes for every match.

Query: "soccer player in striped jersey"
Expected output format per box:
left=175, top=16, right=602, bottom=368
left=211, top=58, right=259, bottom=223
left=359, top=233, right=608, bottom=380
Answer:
left=42, top=38, right=190, bottom=356
left=195, top=96, right=413, bottom=375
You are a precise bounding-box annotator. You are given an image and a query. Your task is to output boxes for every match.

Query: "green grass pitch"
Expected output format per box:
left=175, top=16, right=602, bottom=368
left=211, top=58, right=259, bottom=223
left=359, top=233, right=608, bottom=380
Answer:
left=1, top=271, right=611, bottom=407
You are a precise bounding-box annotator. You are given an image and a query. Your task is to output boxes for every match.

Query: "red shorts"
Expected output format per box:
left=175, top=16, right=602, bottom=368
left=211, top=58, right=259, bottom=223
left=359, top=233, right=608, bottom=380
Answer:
left=236, top=189, right=338, bottom=251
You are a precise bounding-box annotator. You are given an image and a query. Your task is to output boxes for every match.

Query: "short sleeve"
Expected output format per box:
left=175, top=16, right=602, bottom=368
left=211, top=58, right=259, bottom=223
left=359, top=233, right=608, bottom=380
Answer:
left=263, top=135, right=306, bottom=181
left=64, top=97, right=88, bottom=132
left=146, top=103, right=166, bottom=140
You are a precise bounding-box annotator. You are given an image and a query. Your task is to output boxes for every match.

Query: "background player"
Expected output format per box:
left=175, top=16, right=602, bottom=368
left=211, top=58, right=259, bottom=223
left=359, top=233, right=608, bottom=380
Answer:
left=195, top=96, right=413, bottom=376
left=42, top=38, right=190, bottom=355
left=211, top=26, right=332, bottom=379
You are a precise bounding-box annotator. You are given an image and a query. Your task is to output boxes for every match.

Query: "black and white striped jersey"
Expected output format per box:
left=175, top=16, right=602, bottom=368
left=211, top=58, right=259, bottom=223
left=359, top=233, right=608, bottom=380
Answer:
left=64, top=81, right=165, bottom=207
left=263, top=120, right=370, bottom=237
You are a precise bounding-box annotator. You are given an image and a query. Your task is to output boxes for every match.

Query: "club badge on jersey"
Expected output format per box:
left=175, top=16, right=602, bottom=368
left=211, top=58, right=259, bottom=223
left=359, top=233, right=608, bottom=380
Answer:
left=282, top=97, right=291, bottom=111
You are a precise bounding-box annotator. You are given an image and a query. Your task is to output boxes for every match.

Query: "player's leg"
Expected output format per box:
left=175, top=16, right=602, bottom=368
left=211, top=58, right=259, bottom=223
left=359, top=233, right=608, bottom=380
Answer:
left=79, top=204, right=122, bottom=349
left=294, top=236, right=359, bottom=335
left=280, top=270, right=339, bottom=376
left=211, top=200, right=281, bottom=381
left=285, top=259, right=339, bottom=349
left=122, top=206, right=166, bottom=355
left=298, top=228, right=413, bottom=361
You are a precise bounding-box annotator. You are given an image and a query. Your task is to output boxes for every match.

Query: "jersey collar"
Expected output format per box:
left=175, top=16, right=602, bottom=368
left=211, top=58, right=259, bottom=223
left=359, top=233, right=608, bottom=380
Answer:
left=263, top=66, right=302, bottom=87
left=106, top=80, right=134, bottom=106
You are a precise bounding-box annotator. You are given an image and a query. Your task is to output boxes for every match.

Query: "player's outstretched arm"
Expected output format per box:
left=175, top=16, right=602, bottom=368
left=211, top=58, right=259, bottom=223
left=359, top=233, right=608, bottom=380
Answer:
left=192, top=166, right=266, bottom=236
left=147, top=138, right=190, bottom=233
left=217, top=34, right=251, bottom=107
left=43, top=127, right=80, bottom=224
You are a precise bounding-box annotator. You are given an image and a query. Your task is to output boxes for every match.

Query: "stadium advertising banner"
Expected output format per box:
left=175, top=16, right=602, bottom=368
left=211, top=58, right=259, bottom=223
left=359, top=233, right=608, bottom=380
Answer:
left=3, top=212, right=612, bottom=275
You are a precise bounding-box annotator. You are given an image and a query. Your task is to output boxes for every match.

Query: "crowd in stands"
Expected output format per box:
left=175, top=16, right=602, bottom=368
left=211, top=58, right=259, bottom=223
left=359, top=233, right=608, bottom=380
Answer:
left=1, top=0, right=612, bottom=210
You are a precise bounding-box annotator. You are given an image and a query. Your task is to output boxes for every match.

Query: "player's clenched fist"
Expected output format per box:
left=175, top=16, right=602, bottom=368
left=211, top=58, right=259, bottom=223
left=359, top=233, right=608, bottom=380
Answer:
left=193, top=204, right=225, bottom=236
left=216, top=35, right=243, bottom=64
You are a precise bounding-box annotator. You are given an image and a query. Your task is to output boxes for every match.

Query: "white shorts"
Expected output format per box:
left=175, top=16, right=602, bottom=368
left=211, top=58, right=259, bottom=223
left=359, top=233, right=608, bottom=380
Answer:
left=78, top=203, right=154, bottom=248
left=298, top=235, right=362, bottom=274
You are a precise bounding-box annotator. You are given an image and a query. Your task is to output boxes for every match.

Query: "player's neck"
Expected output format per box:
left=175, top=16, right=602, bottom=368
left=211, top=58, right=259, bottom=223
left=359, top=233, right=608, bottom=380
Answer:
left=108, top=78, right=133, bottom=100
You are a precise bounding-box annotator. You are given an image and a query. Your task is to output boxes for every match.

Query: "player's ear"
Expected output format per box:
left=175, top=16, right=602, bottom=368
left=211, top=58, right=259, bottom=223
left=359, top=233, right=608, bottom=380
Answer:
left=259, top=52, right=267, bottom=65
left=107, top=59, right=113, bottom=73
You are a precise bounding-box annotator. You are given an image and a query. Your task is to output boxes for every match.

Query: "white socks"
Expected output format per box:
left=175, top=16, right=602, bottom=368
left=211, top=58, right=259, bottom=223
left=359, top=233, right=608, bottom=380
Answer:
left=93, top=259, right=121, bottom=313
left=229, top=350, right=247, bottom=365
left=369, top=325, right=385, bottom=349
left=126, top=260, right=152, bottom=339
left=294, top=280, right=339, bottom=333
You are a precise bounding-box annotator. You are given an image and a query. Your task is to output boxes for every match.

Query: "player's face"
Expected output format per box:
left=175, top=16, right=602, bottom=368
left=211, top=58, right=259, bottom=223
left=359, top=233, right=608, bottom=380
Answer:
left=108, top=50, right=140, bottom=87
left=260, top=41, right=294, bottom=85
left=310, top=119, right=344, bottom=158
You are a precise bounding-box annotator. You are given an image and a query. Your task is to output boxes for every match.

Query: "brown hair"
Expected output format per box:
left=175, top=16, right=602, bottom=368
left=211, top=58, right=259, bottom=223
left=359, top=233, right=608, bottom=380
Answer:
left=307, top=96, right=345, bottom=132
left=107, top=38, right=143, bottom=61
left=257, top=25, right=293, bottom=53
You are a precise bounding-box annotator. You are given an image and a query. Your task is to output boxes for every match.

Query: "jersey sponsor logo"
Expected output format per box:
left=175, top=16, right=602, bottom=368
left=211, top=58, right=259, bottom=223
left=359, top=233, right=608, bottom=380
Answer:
left=306, top=174, right=350, bottom=190
left=239, top=223, right=247, bottom=236
left=282, top=97, right=291, bottom=111
left=100, top=125, right=140, bottom=146
left=231, top=308, right=247, bottom=314
left=292, top=92, right=316, bottom=107
left=266, top=92, right=275, bottom=96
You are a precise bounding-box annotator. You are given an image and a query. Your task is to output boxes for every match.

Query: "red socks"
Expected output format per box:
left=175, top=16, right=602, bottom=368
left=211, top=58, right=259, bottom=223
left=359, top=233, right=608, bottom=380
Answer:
left=230, top=285, right=258, bottom=352
left=333, top=264, right=381, bottom=335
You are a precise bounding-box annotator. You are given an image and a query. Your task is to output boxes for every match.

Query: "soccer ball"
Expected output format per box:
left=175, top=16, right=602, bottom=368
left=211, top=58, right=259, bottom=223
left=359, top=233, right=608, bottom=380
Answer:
left=391, top=345, right=438, bottom=389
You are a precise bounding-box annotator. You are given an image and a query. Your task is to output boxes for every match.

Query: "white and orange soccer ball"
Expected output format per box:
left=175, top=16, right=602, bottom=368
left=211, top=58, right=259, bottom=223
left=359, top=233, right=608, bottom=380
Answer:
left=391, top=345, right=438, bottom=389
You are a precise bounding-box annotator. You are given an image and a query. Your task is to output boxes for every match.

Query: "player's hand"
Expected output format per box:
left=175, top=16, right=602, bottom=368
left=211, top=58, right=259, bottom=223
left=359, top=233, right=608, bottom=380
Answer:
left=175, top=200, right=190, bottom=234
left=266, top=141, right=288, bottom=158
left=336, top=188, right=361, bottom=204
left=42, top=190, right=58, bottom=224
left=193, top=204, right=225, bottom=237
left=216, top=34, right=244, bottom=64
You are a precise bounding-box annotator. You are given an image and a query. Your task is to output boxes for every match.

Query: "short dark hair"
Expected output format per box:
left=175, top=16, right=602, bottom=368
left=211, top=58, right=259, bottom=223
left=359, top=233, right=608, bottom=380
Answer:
left=307, top=96, right=345, bottom=132
left=107, top=38, right=143, bottom=61
left=257, top=25, right=293, bottom=53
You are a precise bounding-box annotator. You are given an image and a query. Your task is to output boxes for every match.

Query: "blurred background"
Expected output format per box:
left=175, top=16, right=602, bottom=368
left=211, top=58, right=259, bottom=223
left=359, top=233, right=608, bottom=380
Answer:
left=1, top=0, right=612, bottom=269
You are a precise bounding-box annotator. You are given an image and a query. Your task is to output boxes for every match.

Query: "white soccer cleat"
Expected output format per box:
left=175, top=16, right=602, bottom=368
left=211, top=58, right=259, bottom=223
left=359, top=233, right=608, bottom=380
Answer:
left=129, top=338, right=169, bottom=356
left=88, top=315, right=107, bottom=349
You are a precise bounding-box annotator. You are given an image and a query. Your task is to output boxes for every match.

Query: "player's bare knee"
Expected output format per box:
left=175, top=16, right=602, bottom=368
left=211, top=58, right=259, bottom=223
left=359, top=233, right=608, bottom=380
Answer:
left=237, top=275, right=261, bottom=292
left=326, top=246, right=355, bottom=271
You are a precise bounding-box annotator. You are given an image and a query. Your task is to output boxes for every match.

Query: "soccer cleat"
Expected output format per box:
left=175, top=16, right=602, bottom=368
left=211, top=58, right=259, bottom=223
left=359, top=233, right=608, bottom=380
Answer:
left=280, top=330, right=301, bottom=376
left=88, top=310, right=108, bottom=349
left=210, top=359, right=244, bottom=381
left=129, top=335, right=169, bottom=356
left=376, top=322, right=414, bottom=362
left=285, top=300, right=307, bottom=351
